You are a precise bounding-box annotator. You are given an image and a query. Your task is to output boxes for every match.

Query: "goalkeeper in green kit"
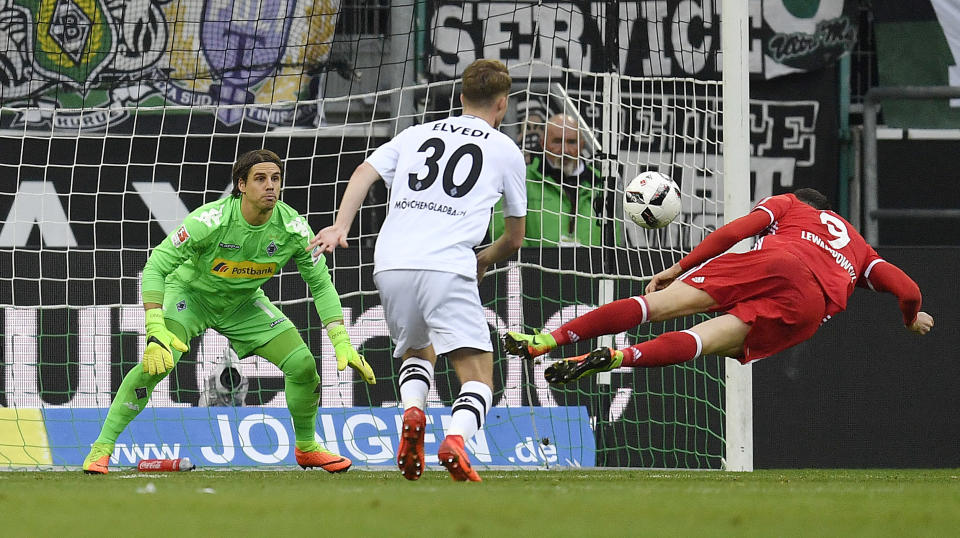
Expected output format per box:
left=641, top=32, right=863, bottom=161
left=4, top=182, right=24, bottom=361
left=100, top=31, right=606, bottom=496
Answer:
left=82, top=149, right=375, bottom=474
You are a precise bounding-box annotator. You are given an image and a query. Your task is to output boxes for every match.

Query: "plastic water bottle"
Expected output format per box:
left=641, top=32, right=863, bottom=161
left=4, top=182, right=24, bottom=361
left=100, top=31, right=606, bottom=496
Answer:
left=137, top=457, right=195, bottom=472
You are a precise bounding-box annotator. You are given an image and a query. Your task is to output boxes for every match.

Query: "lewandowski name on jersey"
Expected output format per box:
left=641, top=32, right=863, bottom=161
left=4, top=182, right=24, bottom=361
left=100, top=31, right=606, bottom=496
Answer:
left=800, top=230, right=857, bottom=282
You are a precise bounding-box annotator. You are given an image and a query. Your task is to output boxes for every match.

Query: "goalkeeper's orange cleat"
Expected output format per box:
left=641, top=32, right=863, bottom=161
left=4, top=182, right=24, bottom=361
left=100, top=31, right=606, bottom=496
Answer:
left=83, top=455, right=109, bottom=475
left=438, top=435, right=481, bottom=482
left=295, top=447, right=352, bottom=473
left=397, top=406, right=426, bottom=481
left=82, top=442, right=113, bottom=475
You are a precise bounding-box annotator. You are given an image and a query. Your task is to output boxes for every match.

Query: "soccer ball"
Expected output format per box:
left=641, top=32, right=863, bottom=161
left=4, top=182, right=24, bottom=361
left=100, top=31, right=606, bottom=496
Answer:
left=623, top=171, right=682, bottom=229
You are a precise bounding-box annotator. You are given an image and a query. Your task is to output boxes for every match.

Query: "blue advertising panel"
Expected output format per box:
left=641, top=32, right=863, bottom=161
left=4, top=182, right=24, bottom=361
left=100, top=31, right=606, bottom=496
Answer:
left=43, top=406, right=595, bottom=469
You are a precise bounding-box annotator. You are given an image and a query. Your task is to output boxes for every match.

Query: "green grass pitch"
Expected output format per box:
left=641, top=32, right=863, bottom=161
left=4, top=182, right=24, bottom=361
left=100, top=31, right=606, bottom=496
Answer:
left=3, top=469, right=959, bottom=536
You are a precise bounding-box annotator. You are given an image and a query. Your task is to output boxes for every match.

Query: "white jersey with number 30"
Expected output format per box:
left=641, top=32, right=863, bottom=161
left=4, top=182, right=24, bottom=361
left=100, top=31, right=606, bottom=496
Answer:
left=366, top=114, right=527, bottom=278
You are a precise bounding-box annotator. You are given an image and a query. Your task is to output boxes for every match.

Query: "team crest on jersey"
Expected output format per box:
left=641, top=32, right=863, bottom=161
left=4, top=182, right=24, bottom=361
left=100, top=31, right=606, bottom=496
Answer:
left=176, top=300, right=186, bottom=312
left=266, top=240, right=277, bottom=257
left=171, top=225, right=190, bottom=248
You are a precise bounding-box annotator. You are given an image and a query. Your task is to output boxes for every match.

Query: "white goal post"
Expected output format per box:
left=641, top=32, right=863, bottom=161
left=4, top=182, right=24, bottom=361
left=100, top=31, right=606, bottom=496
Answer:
left=721, top=0, right=754, bottom=472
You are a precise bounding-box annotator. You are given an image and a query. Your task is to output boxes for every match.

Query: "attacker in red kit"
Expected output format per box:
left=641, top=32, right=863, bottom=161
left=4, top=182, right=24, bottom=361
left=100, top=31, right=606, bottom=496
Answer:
left=504, top=188, right=934, bottom=383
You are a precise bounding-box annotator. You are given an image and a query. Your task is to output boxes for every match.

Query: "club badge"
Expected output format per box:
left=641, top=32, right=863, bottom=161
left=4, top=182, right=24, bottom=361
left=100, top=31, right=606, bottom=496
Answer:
left=266, top=240, right=277, bottom=256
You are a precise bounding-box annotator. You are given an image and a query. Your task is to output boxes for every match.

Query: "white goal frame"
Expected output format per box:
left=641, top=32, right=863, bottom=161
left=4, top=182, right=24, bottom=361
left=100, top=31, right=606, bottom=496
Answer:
left=721, top=0, right=754, bottom=472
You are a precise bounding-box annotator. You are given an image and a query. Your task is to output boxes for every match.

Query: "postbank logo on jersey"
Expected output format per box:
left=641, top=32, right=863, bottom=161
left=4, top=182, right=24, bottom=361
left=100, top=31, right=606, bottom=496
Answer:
left=210, top=259, right=277, bottom=279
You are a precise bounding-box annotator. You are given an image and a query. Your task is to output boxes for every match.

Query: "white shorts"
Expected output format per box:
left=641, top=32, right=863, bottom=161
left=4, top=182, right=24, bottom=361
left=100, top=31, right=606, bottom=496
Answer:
left=374, top=269, right=493, bottom=357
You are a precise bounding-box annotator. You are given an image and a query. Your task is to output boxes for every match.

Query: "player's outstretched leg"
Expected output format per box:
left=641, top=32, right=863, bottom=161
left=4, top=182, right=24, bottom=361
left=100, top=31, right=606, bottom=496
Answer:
left=397, top=406, right=426, bottom=480
left=82, top=351, right=183, bottom=474
left=545, top=347, right=624, bottom=384
left=502, top=331, right=557, bottom=360
left=504, top=298, right=651, bottom=361
left=82, top=442, right=114, bottom=475
left=437, top=434, right=481, bottom=482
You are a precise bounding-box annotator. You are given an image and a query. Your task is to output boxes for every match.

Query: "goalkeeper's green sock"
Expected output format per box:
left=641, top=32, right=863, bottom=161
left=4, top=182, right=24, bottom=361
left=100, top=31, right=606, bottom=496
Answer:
left=286, top=376, right=322, bottom=445
left=295, top=440, right=332, bottom=453
left=95, top=318, right=187, bottom=446
left=95, top=365, right=167, bottom=445
left=276, top=346, right=323, bottom=445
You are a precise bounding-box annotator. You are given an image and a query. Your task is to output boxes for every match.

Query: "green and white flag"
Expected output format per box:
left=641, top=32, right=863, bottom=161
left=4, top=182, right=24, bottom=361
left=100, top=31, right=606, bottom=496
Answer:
left=875, top=0, right=960, bottom=127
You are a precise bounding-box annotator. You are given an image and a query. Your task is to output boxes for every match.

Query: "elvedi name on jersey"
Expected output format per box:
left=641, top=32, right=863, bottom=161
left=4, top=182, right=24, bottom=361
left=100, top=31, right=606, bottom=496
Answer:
left=431, top=122, right=490, bottom=138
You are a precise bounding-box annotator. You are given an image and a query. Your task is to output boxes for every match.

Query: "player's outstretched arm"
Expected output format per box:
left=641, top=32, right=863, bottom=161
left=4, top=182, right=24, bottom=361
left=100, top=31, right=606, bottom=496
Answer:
left=645, top=210, right=771, bottom=294
left=308, top=162, right=381, bottom=253
left=863, top=260, right=931, bottom=334
left=645, top=264, right=684, bottom=294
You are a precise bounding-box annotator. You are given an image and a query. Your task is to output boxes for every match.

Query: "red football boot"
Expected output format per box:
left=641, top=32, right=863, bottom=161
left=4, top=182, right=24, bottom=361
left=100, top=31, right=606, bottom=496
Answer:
left=437, top=435, right=481, bottom=482
left=397, top=406, right=426, bottom=481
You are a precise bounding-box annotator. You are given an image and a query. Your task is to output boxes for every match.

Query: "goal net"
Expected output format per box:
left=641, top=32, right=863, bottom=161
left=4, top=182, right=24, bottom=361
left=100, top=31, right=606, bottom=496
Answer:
left=0, top=0, right=742, bottom=470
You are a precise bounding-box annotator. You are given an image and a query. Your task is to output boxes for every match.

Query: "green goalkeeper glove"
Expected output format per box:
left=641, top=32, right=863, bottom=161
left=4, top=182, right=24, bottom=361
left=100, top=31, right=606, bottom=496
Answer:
left=327, top=324, right=376, bottom=384
left=142, top=309, right=188, bottom=376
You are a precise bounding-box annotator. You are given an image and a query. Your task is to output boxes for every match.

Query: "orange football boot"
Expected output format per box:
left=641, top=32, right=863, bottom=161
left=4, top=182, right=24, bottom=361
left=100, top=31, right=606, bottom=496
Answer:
left=82, top=442, right=113, bottom=475
left=295, top=447, right=352, bottom=473
left=437, top=435, right=481, bottom=482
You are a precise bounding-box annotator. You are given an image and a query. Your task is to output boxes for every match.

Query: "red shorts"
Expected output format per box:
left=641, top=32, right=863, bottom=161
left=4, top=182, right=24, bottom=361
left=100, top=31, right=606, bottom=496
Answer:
left=680, top=249, right=826, bottom=363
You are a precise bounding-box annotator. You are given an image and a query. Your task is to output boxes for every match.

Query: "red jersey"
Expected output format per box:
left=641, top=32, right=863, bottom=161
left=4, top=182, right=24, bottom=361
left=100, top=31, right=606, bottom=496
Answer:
left=751, top=194, right=881, bottom=316
left=677, top=192, right=922, bottom=339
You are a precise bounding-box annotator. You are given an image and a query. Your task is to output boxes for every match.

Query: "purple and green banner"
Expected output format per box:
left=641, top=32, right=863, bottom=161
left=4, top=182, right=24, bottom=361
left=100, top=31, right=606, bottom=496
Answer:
left=0, top=0, right=342, bottom=130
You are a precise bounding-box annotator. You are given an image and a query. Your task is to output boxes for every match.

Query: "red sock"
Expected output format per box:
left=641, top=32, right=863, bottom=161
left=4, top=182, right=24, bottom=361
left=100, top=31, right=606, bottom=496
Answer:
left=550, top=297, right=649, bottom=346
left=620, top=330, right=702, bottom=367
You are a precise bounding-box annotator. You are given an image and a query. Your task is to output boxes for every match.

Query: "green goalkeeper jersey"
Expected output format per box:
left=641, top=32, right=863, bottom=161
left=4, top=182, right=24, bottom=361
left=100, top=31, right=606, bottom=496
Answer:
left=141, top=195, right=343, bottom=324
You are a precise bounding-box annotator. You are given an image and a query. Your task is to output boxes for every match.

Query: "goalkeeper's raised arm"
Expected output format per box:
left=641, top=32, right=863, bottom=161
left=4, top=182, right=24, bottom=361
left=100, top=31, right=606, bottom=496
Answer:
left=82, top=149, right=372, bottom=475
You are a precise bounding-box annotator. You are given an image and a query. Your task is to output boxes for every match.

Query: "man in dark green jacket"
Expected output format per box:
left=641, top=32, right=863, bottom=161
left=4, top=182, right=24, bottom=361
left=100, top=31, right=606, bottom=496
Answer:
left=492, top=113, right=614, bottom=246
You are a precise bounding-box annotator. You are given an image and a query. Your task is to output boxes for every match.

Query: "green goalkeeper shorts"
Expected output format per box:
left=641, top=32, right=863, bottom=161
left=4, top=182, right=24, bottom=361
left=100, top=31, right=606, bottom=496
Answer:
left=161, top=282, right=297, bottom=358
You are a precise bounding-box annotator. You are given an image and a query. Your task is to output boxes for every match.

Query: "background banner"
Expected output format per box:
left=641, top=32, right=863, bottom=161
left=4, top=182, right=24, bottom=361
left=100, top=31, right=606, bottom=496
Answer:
left=40, top=406, right=596, bottom=468
left=426, top=0, right=858, bottom=80
left=874, top=0, right=960, bottom=127
left=0, top=0, right=342, bottom=131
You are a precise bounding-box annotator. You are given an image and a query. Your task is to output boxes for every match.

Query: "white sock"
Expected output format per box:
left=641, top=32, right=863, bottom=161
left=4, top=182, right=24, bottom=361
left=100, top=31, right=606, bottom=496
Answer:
left=446, top=381, right=493, bottom=441
left=398, top=357, right=433, bottom=411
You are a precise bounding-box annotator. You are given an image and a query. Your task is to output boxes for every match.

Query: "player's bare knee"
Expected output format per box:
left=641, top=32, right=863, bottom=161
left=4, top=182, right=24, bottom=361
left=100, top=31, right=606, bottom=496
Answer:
left=645, top=282, right=716, bottom=321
